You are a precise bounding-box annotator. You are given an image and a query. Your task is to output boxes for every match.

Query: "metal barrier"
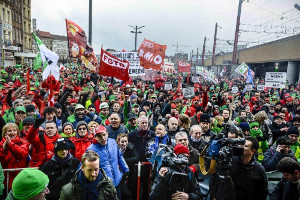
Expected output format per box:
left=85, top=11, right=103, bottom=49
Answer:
left=3, top=167, right=39, bottom=195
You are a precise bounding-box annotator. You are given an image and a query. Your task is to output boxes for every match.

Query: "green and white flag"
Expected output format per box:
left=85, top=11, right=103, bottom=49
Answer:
left=33, top=54, right=46, bottom=70
left=32, top=32, right=59, bottom=80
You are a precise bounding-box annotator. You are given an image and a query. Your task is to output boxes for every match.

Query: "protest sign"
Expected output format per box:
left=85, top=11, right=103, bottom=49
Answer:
left=265, top=72, right=286, bottom=88
left=111, top=52, right=145, bottom=76
left=191, top=76, right=199, bottom=83
left=178, top=61, right=191, bottom=73
left=165, top=82, right=172, bottom=90
left=246, top=84, right=253, bottom=91
left=232, top=86, right=238, bottom=94
left=162, top=61, right=175, bottom=73
left=183, top=87, right=195, bottom=98
left=257, top=84, right=265, bottom=91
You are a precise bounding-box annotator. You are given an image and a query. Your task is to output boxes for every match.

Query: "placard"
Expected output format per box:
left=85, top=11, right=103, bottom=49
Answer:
left=182, top=87, right=195, bottom=98
left=235, top=62, right=255, bottom=78
left=232, top=86, right=238, bottom=94
left=111, top=52, right=145, bottom=76
left=191, top=76, right=200, bottom=83
left=257, top=84, right=265, bottom=91
left=165, top=82, right=172, bottom=90
left=246, top=84, right=253, bottom=91
left=265, top=72, right=286, bottom=88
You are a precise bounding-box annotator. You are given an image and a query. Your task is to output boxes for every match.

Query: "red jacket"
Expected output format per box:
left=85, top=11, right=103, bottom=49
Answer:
left=0, top=136, right=29, bottom=189
left=26, top=127, right=60, bottom=167
left=155, top=76, right=165, bottom=89
left=71, top=133, right=94, bottom=160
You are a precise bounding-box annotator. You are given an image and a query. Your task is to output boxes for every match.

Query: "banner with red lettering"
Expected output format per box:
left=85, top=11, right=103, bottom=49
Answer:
left=138, top=39, right=167, bottom=71
left=178, top=61, right=191, bottom=73
left=65, top=19, right=98, bottom=72
left=99, top=49, right=130, bottom=81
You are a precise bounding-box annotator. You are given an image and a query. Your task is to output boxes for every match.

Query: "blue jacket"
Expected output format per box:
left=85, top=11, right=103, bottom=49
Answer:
left=106, top=125, right=128, bottom=140
left=87, top=138, right=129, bottom=186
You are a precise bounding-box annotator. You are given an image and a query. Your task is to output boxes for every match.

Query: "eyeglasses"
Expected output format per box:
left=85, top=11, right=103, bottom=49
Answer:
left=78, top=128, right=87, bottom=131
left=16, top=111, right=25, bottom=115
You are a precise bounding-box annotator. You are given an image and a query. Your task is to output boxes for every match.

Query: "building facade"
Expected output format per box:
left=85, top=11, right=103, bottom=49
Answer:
left=52, top=34, right=68, bottom=64
left=12, top=0, right=22, bottom=49
left=37, top=30, right=53, bottom=50
left=22, top=0, right=31, bottom=51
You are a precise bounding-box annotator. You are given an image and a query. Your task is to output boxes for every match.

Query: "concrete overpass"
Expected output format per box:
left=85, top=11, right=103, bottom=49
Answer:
left=203, top=34, right=300, bottom=84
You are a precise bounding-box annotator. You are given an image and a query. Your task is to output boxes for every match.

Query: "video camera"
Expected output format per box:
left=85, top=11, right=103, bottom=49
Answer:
left=201, top=134, right=245, bottom=177
left=158, top=144, right=190, bottom=193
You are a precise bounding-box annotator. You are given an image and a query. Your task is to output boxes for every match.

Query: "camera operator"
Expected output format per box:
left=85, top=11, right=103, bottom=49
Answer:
left=228, top=136, right=268, bottom=200
left=149, top=144, right=202, bottom=200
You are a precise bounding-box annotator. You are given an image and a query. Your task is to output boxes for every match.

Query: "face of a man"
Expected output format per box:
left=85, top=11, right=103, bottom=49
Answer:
left=168, top=118, right=178, bottom=131
left=200, top=122, right=210, bottom=132
left=45, top=122, right=57, bottom=137
left=100, top=107, right=109, bottom=117
left=176, top=135, right=189, bottom=147
left=191, top=126, right=202, bottom=140
left=155, top=124, right=166, bottom=137
left=282, top=172, right=300, bottom=183
left=279, top=112, right=286, bottom=119
left=46, top=112, right=56, bottom=121
left=23, top=123, right=33, bottom=132
left=139, top=118, right=149, bottom=131
left=132, top=106, right=139, bottom=115
left=288, top=134, right=299, bottom=144
left=113, top=104, right=120, bottom=112
left=109, top=114, right=121, bottom=128
left=274, top=118, right=283, bottom=125
left=128, top=118, right=137, bottom=127
left=23, top=100, right=32, bottom=107
left=81, top=159, right=100, bottom=182
left=243, top=140, right=255, bottom=157
left=95, top=131, right=108, bottom=145
left=75, top=108, right=85, bottom=119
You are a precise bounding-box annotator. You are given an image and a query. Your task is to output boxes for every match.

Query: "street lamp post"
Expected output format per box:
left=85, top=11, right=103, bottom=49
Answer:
left=129, top=25, right=145, bottom=51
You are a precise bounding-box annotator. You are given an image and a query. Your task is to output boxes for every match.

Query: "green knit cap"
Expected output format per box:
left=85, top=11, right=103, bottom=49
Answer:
left=12, top=168, right=49, bottom=200
left=249, top=122, right=259, bottom=129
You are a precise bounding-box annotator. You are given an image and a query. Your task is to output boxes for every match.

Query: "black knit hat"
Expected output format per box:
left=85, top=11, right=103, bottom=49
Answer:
left=25, top=105, right=35, bottom=113
left=287, top=126, right=299, bottom=136
left=23, top=116, right=35, bottom=125
left=54, top=138, right=75, bottom=153
left=54, top=103, right=62, bottom=109
left=200, top=114, right=210, bottom=123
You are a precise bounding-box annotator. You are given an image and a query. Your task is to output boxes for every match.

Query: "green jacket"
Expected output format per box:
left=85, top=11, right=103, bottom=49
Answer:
left=0, top=163, right=4, bottom=196
left=60, top=169, right=118, bottom=200
left=60, top=132, right=76, bottom=138
left=99, top=113, right=108, bottom=125
left=2, top=108, right=15, bottom=123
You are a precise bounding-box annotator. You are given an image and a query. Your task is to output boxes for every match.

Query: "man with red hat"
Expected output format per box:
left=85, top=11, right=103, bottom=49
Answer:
left=87, top=125, right=129, bottom=200
left=149, top=143, right=202, bottom=200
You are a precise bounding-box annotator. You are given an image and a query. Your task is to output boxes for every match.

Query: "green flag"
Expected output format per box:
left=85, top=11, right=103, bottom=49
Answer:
left=33, top=54, right=47, bottom=70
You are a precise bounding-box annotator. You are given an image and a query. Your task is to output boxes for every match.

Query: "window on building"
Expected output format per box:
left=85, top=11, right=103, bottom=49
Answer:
left=25, top=36, right=27, bottom=47
left=24, top=21, right=26, bottom=32
left=28, top=23, right=30, bottom=33
left=7, top=11, right=10, bottom=23
left=12, top=11, right=14, bottom=21
left=2, top=8, right=5, bottom=21
left=23, top=8, right=25, bottom=17
left=28, top=10, right=30, bottom=18
left=19, top=14, right=21, bottom=23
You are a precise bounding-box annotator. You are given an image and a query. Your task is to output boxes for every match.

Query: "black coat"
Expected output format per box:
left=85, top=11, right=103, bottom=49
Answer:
left=123, top=142, right=139, bottom=176
left=41, top=155, right=80, bottom=200
left=269, top=122, right=287, bottom=143
left=271, top=177, right=299, bottom=200
left=128, top=129, right=155, bottom=162
left=230, top=156, right=269, bottom=200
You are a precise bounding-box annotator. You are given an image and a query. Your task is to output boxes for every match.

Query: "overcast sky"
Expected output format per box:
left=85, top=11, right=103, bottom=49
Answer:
left=32, top=0, right=300, bottom=56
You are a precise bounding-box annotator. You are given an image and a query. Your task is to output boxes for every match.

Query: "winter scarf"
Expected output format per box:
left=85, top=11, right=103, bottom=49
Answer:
left=78, top=170, right=103, bottom=200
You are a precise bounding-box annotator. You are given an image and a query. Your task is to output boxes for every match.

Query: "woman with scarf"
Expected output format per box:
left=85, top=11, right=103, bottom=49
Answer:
left=0, top=123, right=29, bottom=189
left=71, top=121, right=94, bottom=160
left=41, top=138, right=79, bottom=200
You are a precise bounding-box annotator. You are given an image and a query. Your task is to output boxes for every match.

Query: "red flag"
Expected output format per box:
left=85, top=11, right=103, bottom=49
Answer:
left=178, top=76, right=181, bottom=91
left=99, top=49, right=130, bottom=82
left=138, top=39, right=167, bottom=71
left=178, top=61, right=191, bottom=73
left=65, top=19, right=98, bottom=72
left=48, top=75, right=54, bottom=107
left=26, top=68, right=30, bottom=93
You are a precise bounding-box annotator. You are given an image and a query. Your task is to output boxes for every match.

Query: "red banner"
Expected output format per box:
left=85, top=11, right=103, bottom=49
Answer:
left=138, top=39, right=167, bottom=71
left=178, top=61, right=191, bottom=73
left=99, top=49, right=130, bottom=82
left=65, top=19, right=98, bottom=72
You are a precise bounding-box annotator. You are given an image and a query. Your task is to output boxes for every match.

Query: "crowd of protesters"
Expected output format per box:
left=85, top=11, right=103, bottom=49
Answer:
left=0, top=65, right=299, bottom=200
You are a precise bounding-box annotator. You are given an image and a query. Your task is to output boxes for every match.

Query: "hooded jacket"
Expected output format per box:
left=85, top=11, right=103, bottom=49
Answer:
left=71, top=133, right=93, bottom=160
left=87, top=138, right=129, bottom=187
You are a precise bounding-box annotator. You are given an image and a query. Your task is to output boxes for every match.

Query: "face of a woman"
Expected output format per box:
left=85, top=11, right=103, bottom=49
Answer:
left=118, top=137, right=128, bottom=151
left=64, top=125, right=73, bottom=135
left=89, top=124, right=97, bottom=132
left=6, top=127, right=18, bottom=140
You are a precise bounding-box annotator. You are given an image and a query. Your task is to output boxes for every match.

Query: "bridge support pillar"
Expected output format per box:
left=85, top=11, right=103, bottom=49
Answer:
left=287, top=62, right=298, bottom=84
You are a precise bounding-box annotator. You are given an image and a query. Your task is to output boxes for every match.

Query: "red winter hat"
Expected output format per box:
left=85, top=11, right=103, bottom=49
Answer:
left=174, top=144, right=190, bottom=155
left=94, top=125, right=106, bottom=135
left=251, top=97, right=258, bottom=102
left=286, top=97, right=293, bottom=102
left=69, top=99, right=78, bottom=104
left=171, top=103, right=177, bottom=109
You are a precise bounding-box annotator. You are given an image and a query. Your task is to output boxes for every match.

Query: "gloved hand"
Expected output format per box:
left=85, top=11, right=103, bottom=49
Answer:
left=33, top=117, right=46, bottom=128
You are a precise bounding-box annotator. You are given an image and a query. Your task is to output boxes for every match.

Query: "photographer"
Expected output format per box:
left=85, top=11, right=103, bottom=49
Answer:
left=149, top=144, right=202, bottom=200
left=262, top=136, right=295, bottom=172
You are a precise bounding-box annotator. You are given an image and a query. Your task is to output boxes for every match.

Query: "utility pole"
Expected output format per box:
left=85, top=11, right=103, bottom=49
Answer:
left=232, top=0, right=244, bottom=64
left=201, top=37, right=206, bottom=66
left=172, top=42, right=191, bottom=54
left=129, top=25, right=145, bottom=51
left=212, top=23, right=218, bottom=66
left=191, top=50, right=193, bottom=66
left=196, top=47, right=199, bottom=66
left=89, top=0, right=92, bottom=44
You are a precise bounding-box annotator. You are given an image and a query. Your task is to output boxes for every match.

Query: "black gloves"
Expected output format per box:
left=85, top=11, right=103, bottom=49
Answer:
left=33, top=117, right=46, bottom=128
